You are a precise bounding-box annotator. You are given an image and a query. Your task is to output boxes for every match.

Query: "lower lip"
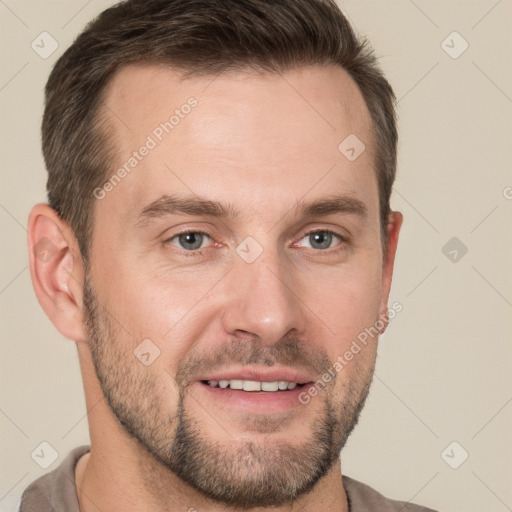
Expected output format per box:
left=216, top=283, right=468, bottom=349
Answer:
left=195, top=381, right=311, bottom=413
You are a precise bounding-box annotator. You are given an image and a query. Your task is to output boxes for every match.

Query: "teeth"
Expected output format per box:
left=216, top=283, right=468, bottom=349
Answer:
left=243, top=380, right=261, bottom=391
left=229, top=379, right=243, bottom=390
left=261, top=381, right=279, bottom=392
left=206, top=379, right=300, bottom=392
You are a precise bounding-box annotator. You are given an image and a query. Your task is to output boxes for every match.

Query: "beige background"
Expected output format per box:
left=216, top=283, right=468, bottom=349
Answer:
left=1, top=1, right=511, bottom=511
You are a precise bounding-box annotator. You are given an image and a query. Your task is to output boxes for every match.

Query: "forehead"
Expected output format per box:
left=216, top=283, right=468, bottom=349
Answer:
left=97, top=63, right=376, bottom=227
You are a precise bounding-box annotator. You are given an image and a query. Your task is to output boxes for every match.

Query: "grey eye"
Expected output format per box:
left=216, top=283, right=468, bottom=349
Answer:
left=170, top=232, right=211, bottom=251
left=297, top=230, right=341, bottom=250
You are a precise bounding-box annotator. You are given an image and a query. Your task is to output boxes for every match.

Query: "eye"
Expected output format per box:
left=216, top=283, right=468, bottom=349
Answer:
left=166, top=231, right=212, bottom=251
left=296, top=230, right=343, bottom=250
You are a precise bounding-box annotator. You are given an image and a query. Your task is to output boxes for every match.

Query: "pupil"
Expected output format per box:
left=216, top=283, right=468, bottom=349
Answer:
left=180, top=232, right=203, bottom=250
left=310, top=231, right=331, bottom=249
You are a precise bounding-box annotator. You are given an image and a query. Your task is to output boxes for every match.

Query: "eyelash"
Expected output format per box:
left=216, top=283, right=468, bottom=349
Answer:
left=164, top=228, right=347, bottom=257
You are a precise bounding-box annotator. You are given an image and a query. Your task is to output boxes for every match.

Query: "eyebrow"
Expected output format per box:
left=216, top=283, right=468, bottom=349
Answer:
left=135, top=193, right=368, bottom=227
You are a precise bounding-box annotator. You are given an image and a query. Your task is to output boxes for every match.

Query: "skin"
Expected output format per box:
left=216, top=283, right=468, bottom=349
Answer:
left=28, top=64, right=403, bottom=512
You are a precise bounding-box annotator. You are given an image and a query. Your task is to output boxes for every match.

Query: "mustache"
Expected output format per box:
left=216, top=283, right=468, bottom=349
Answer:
left=175, top=335, right=333, bottom=388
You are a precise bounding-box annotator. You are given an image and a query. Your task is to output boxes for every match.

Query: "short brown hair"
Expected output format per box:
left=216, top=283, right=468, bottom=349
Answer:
left=43, top=0, right=397, bottom=261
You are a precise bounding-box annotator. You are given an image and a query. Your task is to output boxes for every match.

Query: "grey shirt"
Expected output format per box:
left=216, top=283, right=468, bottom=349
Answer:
left=19, top=445, right=438, bottom=511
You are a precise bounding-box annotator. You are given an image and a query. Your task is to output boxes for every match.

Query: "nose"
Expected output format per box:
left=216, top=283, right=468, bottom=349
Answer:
left=220, top=248, right=307, bottom=345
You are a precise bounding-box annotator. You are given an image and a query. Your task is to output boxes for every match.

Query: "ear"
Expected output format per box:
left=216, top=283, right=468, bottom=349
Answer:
left=378, top=210, right=403, bottom=334
left=27, top=203, right=88, bottom=343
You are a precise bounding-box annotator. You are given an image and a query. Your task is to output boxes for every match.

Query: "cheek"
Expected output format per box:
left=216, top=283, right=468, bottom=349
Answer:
left=94, top=256, right=225, bottom=363
left=305, top=259, right=383, bottom=346
left=317, top=267, right=382, bottom=397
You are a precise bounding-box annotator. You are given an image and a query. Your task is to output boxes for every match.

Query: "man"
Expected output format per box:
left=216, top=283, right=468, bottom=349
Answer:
left=21, top=0, right=437, bottom=510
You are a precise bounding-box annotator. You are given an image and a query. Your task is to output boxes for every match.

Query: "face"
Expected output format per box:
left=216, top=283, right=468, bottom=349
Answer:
left=83, top=64, right=395, bottom=508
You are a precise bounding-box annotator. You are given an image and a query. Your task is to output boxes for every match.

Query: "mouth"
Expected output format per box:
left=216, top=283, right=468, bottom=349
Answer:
left=194, top=368, right=315, bottom=413
left=201, top=379, right=306, bottom=392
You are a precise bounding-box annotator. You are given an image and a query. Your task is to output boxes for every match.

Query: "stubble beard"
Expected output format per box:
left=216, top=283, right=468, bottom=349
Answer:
left=82, top=272, right=376, bottom=508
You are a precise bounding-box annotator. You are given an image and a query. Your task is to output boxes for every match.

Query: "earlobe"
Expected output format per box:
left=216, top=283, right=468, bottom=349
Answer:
left=378, top=210, right=404, bottom=334
left=27, top=204, right=88, bottom=343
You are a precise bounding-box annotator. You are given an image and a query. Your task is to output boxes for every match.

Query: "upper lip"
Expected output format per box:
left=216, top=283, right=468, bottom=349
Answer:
left=197, top=367, right=316, bottom=385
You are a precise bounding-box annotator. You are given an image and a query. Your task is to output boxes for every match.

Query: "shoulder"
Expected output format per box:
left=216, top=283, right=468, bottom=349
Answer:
left=18, top=445, right=90, bottom=512
left=343, top=475, right=439, bottom=512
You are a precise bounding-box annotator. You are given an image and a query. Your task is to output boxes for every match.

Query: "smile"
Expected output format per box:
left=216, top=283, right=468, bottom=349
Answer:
left=203, top=379, right=305, bottom=392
